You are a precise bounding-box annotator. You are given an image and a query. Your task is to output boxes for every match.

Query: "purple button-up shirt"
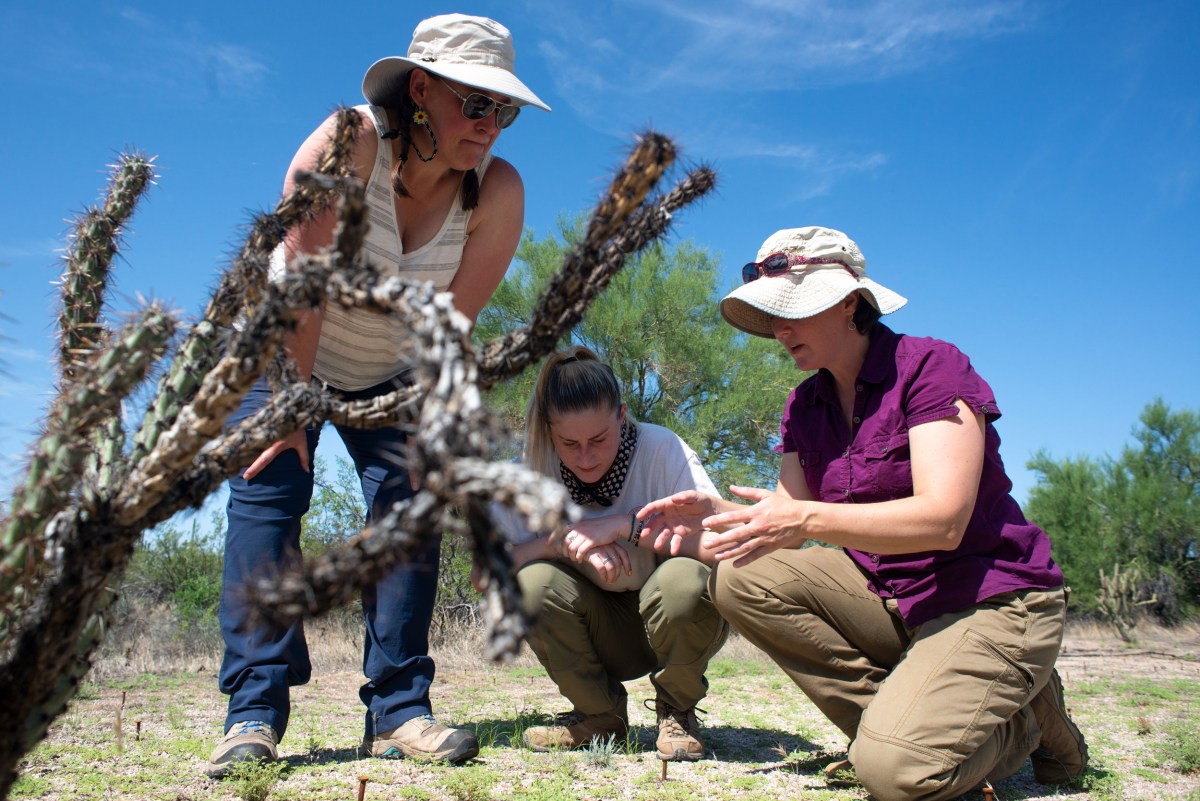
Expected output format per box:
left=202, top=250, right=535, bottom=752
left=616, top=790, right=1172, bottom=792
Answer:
left=779, top=324, right=1063, bottom=627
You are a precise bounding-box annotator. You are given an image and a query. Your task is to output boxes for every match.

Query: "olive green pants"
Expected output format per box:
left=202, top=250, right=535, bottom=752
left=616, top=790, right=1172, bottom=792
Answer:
left=711, top=546, right=1065, bottom=801
left=517, top=558, right=728, bottom=715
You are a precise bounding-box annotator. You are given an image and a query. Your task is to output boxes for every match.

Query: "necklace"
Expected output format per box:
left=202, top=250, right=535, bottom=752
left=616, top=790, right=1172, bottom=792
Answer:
left=559, top=420, right=639, bottom=507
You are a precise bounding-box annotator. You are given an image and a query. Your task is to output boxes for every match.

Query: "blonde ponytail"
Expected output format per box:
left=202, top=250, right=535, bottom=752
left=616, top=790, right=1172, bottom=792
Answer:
left=524, top=346, right=625, bottom=478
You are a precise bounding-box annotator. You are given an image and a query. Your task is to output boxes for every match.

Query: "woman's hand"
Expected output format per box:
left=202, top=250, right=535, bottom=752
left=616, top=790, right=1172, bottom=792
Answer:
left=584, top=542, right=631, bottom=585
left=700, top=485, right=808, bottom=566
left=637, top=491, right=723, bottom=555
left=242, top=429, right=309, bottom=481
left=559, top=515, right=627, bottom=562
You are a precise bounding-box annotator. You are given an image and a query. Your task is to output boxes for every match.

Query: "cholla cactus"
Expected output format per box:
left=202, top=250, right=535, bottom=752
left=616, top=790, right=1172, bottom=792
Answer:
left=1097, top=561, right=1158, bottom=643
left=0, top=122, right=714, bottom=797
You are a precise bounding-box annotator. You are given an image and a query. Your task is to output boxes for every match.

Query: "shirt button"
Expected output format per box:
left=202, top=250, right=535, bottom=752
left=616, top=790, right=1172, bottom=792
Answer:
left=871, top=554, right=880, bottom=564
left=856, top=384, right=863, bottom=392
left=843, top=489, right=851, bottom=497
left=853, top=416, right=860, bottom=424
left=843, top=449, right=849, bottom=458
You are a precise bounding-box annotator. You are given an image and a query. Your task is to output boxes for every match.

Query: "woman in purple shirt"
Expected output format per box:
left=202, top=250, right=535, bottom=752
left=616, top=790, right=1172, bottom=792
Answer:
left=639, top=226, right=1087, bottom=801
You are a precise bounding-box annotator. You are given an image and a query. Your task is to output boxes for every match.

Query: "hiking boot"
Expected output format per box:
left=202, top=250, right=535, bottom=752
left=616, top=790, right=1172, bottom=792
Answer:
left=363, top=714, right=479, bottom=764
left=1029, top=668, right=1089, bottom=783
left=523, top=706, right=628, bottom=752
left=206, top=720, right=278, bottom=778
left=650, top=699, right=705, bottom=761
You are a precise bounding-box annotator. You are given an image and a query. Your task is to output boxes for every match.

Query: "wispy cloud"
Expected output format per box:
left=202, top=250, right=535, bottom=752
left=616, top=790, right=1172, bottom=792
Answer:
left=528, top=0, right=1022, bottom=192
left=6, top=7, right=269, bottom=102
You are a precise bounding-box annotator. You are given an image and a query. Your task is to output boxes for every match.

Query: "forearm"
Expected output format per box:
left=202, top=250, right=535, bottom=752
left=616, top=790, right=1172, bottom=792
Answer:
left=286, top=307, right=323, bottom=380
left=509, top=536, right=556, bottom=571
left=783, top=495, right=970, bottom=554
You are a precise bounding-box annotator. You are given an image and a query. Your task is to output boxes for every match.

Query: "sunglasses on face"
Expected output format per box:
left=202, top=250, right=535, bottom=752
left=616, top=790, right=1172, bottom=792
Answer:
left=435, top=76, right=520, bottom=129
left=741, top=252, right=857, bottom=284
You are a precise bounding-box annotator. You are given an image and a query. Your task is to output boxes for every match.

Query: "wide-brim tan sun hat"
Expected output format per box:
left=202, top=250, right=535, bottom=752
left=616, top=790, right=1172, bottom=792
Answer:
left=720, top=226, right=907, bottom=338
left=362, top=13, right=551, bottom=111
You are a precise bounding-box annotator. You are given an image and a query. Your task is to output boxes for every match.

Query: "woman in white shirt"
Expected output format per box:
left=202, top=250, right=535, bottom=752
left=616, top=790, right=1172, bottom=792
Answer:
left=492, top=346, right=728, bottom=762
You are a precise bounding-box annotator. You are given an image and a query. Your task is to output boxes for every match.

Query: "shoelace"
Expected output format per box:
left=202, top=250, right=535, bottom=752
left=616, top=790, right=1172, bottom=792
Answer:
left=642, top=700, right=705, bottom=734
left=229, top=720, right=272, bottom=737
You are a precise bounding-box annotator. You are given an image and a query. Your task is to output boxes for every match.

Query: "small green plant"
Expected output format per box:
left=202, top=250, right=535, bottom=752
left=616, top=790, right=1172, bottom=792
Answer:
left=442, top=769, right=496, bottom=801
left=224, top=758, right=287, bottom=801
left=582, top=733, right=617, bottom=768
left=1156, top=718, right=1200, bottom=773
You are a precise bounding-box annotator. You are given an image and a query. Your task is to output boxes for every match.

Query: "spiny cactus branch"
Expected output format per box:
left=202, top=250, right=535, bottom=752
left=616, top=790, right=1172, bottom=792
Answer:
left=476, top=162, right=716, bottom=389
left=56, top=153, right=156, bottom=379
left=1, top=305, right=173, bottom=627
left=128, top=108, right=362, bottom=464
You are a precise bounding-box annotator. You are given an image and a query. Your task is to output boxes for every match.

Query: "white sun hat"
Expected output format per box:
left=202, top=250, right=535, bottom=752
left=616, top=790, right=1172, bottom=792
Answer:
left=719, top=226, right=907, bottom=338
left=362, top=14, right=551, bottom=111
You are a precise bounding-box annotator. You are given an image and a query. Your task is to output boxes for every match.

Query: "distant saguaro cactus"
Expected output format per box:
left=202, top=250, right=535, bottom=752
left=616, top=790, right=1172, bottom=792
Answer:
left=0, top=119, right=714, bottom=797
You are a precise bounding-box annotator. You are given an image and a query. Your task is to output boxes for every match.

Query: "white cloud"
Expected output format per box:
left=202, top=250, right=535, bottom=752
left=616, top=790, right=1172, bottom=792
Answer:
left=529, top=0, right=1022, bottom=193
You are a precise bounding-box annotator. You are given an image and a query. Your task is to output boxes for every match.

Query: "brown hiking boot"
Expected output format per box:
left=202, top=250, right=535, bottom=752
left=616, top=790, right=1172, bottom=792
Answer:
left=651, top=699, right=705, bottom=761
left=1030, top=668, right=1088, bottom=783
left=206, top=720, right=278, bottom=778
left=363, top=714, right=479, bottom=764
left=523, top=706, right=628, bottom=751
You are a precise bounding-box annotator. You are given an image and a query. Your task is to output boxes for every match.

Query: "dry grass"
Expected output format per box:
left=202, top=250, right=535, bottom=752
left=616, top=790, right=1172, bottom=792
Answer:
left=14, top=616, right=1200, bottom=800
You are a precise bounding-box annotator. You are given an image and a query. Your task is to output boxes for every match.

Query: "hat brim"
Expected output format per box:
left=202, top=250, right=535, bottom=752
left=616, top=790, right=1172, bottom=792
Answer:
left=719, top=271, right=907, bottom=338
left=362, top=56, right=551, bottom=111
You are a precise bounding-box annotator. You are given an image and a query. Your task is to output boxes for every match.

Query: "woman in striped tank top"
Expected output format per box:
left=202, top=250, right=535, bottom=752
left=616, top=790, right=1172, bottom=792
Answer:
left=207, top=14, right=551, bottom=778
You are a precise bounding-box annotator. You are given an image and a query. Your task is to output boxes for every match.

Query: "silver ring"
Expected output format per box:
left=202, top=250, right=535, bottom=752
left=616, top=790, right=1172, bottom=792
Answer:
left=566, top=531, right=577, bottom=543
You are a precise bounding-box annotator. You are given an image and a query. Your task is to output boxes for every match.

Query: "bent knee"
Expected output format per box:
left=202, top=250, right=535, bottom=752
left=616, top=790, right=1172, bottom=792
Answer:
left=516, top=561, right=584, bottom=616
left=851, top=734, right=951, bottom=801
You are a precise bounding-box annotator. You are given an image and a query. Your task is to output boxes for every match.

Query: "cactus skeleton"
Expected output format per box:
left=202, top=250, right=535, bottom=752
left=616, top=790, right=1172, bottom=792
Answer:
left=0, top=128, right=713, bottom=797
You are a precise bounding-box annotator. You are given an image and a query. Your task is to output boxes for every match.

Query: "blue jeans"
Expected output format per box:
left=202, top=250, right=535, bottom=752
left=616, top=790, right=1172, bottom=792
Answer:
left=218, top=378, right=440, bottom=740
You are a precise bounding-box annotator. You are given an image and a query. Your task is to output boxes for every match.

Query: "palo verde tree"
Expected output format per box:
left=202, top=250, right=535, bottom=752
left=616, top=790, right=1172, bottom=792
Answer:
left=476, top=218, right=804, bottom=493
left=1026, top=398, right=1200, bottom=622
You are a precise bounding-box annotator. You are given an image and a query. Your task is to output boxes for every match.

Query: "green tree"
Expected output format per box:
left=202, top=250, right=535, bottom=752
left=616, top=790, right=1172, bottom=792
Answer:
left=1025, top=452, right=1113, bottom=609
left=1026, top=398, right=1199, bottom=621
left=476, top=219, right=804, bottom=493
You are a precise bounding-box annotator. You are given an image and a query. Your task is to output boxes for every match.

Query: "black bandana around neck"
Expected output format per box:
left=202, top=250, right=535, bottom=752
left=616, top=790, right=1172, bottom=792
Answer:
left=560, top=419, right=639, bottom=507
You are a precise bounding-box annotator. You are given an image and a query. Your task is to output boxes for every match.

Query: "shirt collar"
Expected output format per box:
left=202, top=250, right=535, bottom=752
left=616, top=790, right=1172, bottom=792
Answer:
left=810, top=323, right=899, bottom=405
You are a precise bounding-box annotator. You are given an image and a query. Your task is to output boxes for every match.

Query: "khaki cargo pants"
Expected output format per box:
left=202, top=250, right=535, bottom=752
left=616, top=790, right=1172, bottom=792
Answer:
left=711, top=546, right=1065, bottom=801
left=517, top=557, right=729, bottom=715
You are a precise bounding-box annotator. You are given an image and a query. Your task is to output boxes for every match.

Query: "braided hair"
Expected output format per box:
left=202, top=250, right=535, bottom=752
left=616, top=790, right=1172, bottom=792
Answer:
left=381, top=69, right=481, bottom=210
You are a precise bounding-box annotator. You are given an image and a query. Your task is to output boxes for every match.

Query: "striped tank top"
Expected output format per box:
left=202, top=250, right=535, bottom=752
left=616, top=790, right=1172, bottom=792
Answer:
left=271, top=104, right=494, bottom=390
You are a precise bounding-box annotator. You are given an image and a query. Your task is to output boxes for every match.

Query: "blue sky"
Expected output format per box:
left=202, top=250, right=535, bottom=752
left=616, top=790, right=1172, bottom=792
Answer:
left=1, top=0, right=1198, bottom=510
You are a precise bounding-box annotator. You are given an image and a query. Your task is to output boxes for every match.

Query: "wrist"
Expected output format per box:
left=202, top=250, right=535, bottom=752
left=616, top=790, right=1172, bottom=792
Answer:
left=627, top=509, right=645, bottom=546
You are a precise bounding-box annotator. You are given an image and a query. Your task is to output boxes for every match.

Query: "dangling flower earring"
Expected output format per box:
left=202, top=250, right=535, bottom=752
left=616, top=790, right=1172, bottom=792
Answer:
left=410, top=107, right=438, bottom=163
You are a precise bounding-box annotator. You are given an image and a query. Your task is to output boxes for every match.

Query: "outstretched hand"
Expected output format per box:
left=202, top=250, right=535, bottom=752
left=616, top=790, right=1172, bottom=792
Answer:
left=701, top=485, right=808, bottom=566
left=637, top=490, right=722, bottom=556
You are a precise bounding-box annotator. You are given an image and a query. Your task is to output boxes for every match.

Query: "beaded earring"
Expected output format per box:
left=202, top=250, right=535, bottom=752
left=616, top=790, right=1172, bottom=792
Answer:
left=410, top=107, right=438, bottom=162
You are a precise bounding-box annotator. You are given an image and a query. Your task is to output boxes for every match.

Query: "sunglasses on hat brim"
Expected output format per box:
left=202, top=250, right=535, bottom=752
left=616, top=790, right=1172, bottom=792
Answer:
left=741, top=252, right=857, bottom=284
left=435, top=75, right=520, bottom=129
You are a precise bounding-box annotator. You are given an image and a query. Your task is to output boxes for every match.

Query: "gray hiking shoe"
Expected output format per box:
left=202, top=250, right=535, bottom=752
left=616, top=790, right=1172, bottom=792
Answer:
left=363, top=714, right=479, bottom=764
left=1030, top=668, right=1088, bottom=783
left=206, top=720, right=278, bottom=778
